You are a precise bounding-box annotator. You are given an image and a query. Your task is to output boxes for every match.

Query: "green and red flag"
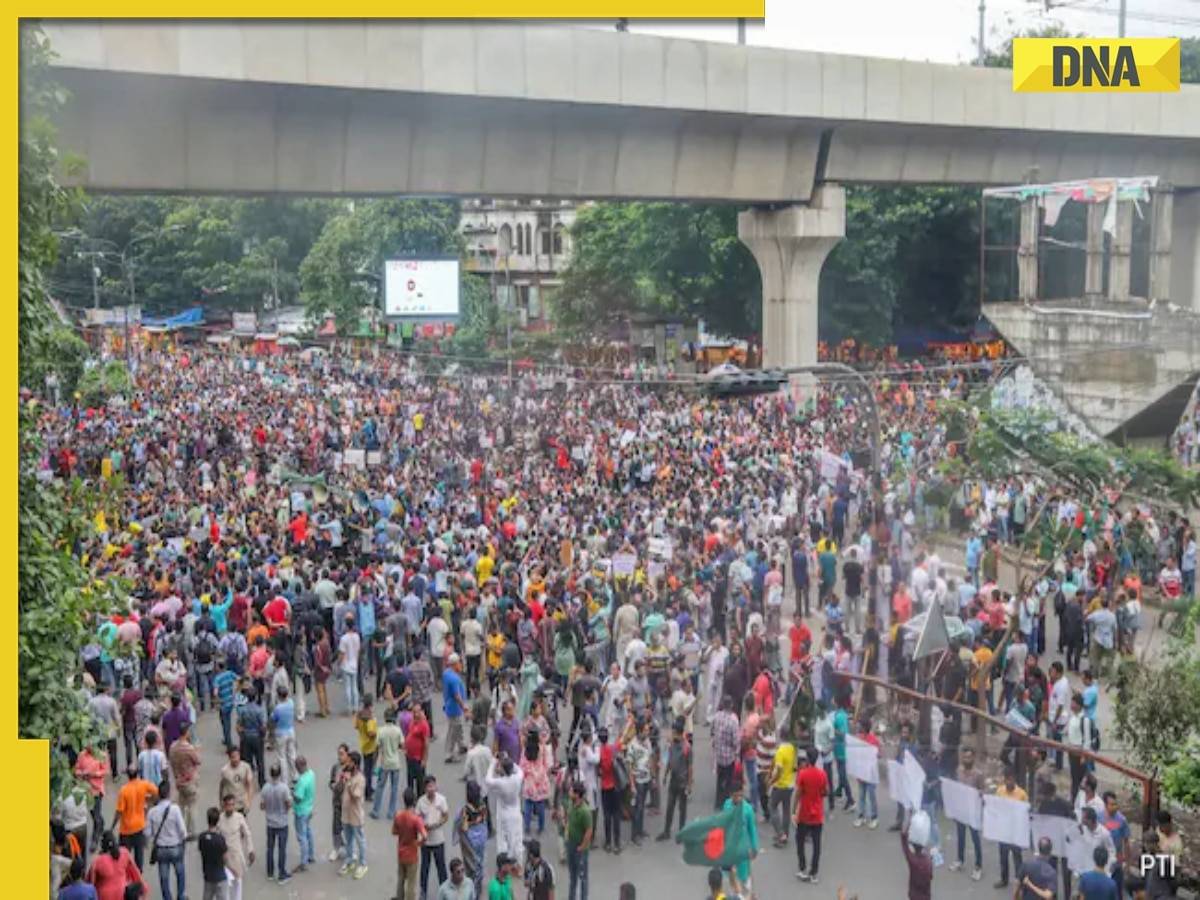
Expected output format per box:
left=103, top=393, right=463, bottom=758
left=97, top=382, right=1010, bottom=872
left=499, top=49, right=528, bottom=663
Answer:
left=674, top=803, right=751, bottom=869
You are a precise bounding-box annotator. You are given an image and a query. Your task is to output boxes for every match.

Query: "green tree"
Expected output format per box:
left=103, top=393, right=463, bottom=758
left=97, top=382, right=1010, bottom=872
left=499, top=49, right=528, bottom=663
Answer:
left=557, top=203, right=760, bottom=337
left=19, top=24, right=125, bottom=804
left=19, top=28, right=88, bottom=394
left=51, top=196, right=339, bottom=314
left=299, top=199, right=462, bottom=328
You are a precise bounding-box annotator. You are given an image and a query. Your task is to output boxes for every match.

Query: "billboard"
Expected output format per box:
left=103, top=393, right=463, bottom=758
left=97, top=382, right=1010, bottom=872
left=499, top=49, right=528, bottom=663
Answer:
left=383, top=258, right=460, bottom=318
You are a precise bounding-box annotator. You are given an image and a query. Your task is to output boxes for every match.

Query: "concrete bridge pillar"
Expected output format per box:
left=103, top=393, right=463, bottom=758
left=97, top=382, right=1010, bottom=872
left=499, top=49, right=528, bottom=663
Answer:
left=1018, top=195, right=1040, bottom=302
left=1110, top=199, right=1135, bottom=301
left=737, top=185, right=846, bottom=373
left=1085, top=202, right=1106, bottom=298
left=1171, top=190, right=1200, bottom=312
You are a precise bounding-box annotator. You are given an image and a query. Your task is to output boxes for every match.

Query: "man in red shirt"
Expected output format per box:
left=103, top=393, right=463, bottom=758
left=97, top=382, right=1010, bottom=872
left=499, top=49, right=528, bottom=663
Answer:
left=404, top=706, right=431, bottom=796
left=788, top=611, right=812, bottom=665
left=792, top=746, right=828, bottom=885
left=751, top=669, right=774, bottom=719
left=263, top=594, right=291, bottom=631
left=597, top=727, right=622, bottom=853
left=392, top=786, right=427, bottom=900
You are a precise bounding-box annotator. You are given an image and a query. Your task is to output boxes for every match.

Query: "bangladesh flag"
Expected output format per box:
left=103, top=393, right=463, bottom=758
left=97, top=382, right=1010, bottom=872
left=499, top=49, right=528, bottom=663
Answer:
left=675, top=803, right=752, bottom=869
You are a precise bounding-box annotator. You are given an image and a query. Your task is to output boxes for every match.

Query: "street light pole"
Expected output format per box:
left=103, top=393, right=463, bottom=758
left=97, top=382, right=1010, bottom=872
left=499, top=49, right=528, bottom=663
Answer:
left=778, top=362, right=882, bottom=488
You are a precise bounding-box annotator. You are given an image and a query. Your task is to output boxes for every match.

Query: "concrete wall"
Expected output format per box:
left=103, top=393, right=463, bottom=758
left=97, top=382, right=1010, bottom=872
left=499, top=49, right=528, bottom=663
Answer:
left=40, top=21, right=1200, bottom=198
left=984, top=301, right=1200, bottom=440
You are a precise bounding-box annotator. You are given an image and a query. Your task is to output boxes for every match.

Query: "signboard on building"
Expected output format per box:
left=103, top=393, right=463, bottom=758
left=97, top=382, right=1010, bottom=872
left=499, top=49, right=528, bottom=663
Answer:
left=383, top=258, right=460, bottom=319
left=232, top=312, right=257, bottom=334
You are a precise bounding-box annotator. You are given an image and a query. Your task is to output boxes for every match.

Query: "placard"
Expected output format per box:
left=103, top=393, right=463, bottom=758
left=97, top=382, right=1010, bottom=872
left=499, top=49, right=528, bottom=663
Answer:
left=344, top=449, right=366, bottom=469
left=886, top=760, right=911, bottom=810
left=902, top=751, right=926, bottom=811
left=648, top=537, right=674, bottom=559
left=1031, top=813, right=1072, bottom=858
left=366, top=451, right=383, bottom=467
left=612, top=553, right=637, bottom=576
left=982, top=795, right=1031, bottom=848
left=845, top=735, right=879, bottom=785
left=647, top=560, right=665, bottom=581
left=940, top=778, right=983, bottom=831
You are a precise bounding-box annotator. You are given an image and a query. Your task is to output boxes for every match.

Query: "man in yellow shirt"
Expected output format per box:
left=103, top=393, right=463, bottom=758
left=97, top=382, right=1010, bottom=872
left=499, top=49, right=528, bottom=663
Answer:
left=475, top=552, right=495, bottom=586
left=767, top=734, right=798, bottom=847
left=355, top=698, right=379, bottom=805
left=994, top=767, right=1028, bottom=889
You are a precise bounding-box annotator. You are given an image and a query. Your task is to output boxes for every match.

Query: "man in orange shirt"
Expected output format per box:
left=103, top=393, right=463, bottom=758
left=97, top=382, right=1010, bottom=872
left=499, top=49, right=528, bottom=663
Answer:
left=111, top=764, right=159, bottom=871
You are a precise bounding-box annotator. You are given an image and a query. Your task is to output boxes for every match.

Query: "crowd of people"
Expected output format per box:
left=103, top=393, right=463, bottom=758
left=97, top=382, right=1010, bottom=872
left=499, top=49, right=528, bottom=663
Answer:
left=40, top=346, right=1191, bottom=900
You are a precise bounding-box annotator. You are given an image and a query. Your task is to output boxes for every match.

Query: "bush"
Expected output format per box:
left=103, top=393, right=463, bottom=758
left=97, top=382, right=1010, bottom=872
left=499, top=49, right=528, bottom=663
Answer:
left=22, top=325, right=89, bottom=397
left=76, top=359, right=132, bottom=407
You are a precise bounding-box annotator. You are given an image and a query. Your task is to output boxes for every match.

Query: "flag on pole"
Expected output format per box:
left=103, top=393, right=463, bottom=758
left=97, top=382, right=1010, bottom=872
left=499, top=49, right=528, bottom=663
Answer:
left=675, top=803, right=752, bottom=869
left=913, top=601, right=951, bottom=661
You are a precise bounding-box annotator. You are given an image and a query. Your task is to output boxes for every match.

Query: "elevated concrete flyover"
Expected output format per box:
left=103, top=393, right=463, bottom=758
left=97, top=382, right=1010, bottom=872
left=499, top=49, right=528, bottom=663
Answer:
left=35, top=20, right=1200, bottom=374
left=40, top=20, right=1200, bottom=200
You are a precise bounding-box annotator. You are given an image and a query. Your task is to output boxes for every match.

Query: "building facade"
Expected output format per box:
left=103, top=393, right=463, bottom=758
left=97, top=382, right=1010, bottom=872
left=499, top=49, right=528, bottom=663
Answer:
left=460, top=199, right=578, bottom=329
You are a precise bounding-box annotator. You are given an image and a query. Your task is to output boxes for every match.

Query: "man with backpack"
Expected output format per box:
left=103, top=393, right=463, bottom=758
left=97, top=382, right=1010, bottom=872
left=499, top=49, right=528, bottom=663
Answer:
left=193, top=624, right=219, bottom=712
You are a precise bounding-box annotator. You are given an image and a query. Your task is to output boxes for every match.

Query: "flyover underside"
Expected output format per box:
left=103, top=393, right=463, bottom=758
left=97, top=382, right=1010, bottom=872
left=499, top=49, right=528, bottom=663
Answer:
left=825, top=124, right=1200, bottom=189
left=53, top=68, right=1200, bottom=200
left=53, top=69, right=826, bottom=202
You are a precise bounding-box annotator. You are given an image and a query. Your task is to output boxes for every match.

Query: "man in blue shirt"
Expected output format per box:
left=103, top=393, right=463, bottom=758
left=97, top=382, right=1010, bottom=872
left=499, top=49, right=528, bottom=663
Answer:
left=211, top=659, right=238, bottom=750
left=442, top=653, right=468, bottom=764
left=1077, top=846, right=1118, bottom=900
left=1101, top=792, right=1130, bottom=895
left=272, top=684, right=298, bottom=786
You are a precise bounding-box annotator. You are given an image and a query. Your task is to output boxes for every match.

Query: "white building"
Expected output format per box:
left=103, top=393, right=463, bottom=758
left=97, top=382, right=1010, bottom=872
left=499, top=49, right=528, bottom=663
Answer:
left=459, top=199, right=578, bottom=329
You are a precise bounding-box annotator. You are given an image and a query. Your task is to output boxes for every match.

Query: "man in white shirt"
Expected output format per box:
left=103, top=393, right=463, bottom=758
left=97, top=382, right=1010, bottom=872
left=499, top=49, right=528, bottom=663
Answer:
left=1047, top=661, right=1072, bottom=765
left=338, top=617, right=362, bottom=714
left=1067, top=807, right=1116, bottom=878
left=416, top=775, right=451, bottom=898
left=463, top=724, right=494, bottom=797
left=701, top=634, right=729, bottom=725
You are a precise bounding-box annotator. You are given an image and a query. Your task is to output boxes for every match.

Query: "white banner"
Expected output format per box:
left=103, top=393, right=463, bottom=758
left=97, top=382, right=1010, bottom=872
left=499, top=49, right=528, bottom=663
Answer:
left=940, top=778, right=983, bottom=831
left=883, top=763, right=907, bottom=811
left=845, top=735, right=879, bottom=785
left=612, top=553, right=637, bottom=576
left=982, top=795, right=1031, bottom=848
left=1031, top=814, right=1072, bottom=858
left=902, top=751, right=926, bottom=811
left=647, top=537, right=674, bottom=560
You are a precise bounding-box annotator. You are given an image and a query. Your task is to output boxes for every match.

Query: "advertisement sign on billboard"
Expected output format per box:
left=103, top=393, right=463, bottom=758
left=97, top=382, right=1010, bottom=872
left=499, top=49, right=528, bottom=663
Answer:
left=383, top=258, right=460, bottom=318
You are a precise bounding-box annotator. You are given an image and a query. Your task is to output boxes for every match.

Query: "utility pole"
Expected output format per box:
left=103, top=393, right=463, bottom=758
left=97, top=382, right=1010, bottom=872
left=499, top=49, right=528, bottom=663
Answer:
left=1118, top=0, right=1127, bottom=37
left=977, top=0, right=986, bottom=65
left=505, top=252, right=513, bottom=386
left=89, top=258, right=100, bottom=309
left=737, top=18, right=746, bottom=45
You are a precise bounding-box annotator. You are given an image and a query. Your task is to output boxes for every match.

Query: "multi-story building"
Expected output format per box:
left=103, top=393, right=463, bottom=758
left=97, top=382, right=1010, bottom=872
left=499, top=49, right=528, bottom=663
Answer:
left=460, top=199, right=578, bottom=329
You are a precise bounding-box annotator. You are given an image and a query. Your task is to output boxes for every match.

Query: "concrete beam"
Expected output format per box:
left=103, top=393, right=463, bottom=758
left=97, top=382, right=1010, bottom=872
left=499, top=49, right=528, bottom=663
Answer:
left=52, top=71, right=826, bottom=202
left=40, top=21, right=1200, bottom=142
left=737, top=187, right=846, bottom=372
